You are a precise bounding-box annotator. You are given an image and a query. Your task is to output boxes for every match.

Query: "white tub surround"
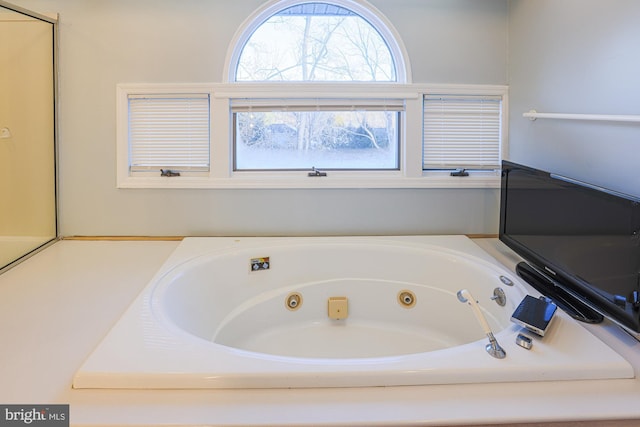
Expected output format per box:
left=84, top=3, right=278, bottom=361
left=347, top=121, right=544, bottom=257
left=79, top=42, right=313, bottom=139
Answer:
left=73, top=236, right=632, bottom=390
left=5, top=239, right=640, bottom=426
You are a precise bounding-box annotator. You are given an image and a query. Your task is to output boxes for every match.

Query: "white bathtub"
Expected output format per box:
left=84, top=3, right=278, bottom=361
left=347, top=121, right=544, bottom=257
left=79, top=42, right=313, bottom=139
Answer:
left=74, top=235, right=633, bottom=389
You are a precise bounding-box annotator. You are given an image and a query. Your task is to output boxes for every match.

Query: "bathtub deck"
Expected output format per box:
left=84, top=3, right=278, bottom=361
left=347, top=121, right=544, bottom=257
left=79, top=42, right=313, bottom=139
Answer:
left=73, top=236, right=633, bottom=390
left=1, top=238, right=640, bottom=426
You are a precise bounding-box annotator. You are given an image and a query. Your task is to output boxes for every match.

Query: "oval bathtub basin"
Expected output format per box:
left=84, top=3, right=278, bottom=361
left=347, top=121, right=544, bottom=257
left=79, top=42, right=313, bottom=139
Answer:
left=214, top=278, right=490, bottom=358
left=73, top=236, right=634, bottom=389
left=157, top=243, right=512, bottom=359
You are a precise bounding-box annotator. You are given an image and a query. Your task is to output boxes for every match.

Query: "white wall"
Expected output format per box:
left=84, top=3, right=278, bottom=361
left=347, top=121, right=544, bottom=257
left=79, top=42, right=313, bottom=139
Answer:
left=10, top=0, right=509, bottom=237
left=508, top=0, right=640, bottom=197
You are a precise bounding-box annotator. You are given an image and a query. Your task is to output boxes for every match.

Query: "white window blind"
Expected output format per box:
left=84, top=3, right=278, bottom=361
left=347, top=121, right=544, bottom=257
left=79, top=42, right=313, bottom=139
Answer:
left=230, top=98, right=406, bottom=112
left=423, top=95, right=502, bottom=170
left=128, top=94, right=210, bottom=172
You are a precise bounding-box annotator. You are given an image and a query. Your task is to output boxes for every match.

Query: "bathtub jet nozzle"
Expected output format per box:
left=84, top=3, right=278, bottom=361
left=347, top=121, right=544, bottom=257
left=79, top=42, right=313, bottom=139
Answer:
left=457, top=289, right=506, bottom=359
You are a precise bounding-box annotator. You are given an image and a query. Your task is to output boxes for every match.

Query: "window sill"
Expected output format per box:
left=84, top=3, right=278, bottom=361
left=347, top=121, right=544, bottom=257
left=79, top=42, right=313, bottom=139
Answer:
left=117, top=172, right=500, bottom=190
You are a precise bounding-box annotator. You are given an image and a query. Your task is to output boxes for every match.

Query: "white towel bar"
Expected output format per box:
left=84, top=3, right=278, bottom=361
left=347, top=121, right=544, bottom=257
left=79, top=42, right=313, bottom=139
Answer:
left=523, top=109, right=640, bottom=123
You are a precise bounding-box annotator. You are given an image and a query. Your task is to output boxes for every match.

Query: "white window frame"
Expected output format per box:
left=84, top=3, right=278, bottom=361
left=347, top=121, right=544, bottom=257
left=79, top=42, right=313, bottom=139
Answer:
left=231, top=97, right=405, bottom=171
left=116, top=1, right=508, bottom=189
left=116, top=82, right=508, bottom=189
left=127, top=93, right=210, bottom=175
left=423, top=94, right=505, bottom=172
left=116, top=84, right=214, bottom=188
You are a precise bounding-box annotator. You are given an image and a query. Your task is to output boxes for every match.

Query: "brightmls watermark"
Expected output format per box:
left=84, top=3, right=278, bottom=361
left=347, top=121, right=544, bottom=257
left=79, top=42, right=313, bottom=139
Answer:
left=0, top=405, right=68, bottom=426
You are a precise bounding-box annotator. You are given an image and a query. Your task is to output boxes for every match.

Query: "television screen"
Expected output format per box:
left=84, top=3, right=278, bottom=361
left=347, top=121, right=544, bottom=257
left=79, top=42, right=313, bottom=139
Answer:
left=499, top=161, right=640, bottom=333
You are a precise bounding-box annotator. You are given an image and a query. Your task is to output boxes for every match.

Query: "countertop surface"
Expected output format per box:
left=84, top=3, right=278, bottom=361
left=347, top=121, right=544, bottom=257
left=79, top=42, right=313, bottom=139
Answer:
left=1, top=238, right=640, bottom=427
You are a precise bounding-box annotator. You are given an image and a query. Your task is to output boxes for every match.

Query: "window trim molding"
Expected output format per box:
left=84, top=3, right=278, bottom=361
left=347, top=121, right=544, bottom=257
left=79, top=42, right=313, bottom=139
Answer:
left=116, top=82, right=508, bottom=190
left=223, top=0, right=412, bottom=83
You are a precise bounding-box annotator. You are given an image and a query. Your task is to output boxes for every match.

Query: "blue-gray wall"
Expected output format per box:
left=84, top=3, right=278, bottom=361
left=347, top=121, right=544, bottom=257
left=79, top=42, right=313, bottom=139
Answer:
left=8, top=0, right=510, bottom=237
left=508, top=0, right=640, bottom=198
left=13, top=0, right=640, bottom=237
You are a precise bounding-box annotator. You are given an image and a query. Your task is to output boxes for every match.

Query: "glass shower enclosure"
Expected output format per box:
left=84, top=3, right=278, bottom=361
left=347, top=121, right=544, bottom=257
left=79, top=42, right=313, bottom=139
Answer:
left=0, top=1, right=58, bottom=273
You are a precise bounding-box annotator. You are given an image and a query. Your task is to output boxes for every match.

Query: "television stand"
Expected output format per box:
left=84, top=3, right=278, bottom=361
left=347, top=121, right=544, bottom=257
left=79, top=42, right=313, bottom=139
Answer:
left=516, top=262, right=604, bottom=324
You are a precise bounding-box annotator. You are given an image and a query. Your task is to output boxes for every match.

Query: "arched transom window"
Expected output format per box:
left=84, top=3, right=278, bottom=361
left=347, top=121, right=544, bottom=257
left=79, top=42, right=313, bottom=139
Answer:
left=234, top=2, right=399, bottom=82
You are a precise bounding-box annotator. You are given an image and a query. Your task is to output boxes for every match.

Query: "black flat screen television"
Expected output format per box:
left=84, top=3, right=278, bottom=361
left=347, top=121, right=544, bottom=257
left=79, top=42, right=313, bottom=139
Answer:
left=499, top=160, right=640, bottom=334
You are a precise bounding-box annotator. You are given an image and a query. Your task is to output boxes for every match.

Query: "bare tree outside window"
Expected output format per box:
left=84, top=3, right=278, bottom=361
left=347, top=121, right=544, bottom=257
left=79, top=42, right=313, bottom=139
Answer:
left=234, top=2, right=400, bottom=171
left=236, top=4, right=395, bottom=82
